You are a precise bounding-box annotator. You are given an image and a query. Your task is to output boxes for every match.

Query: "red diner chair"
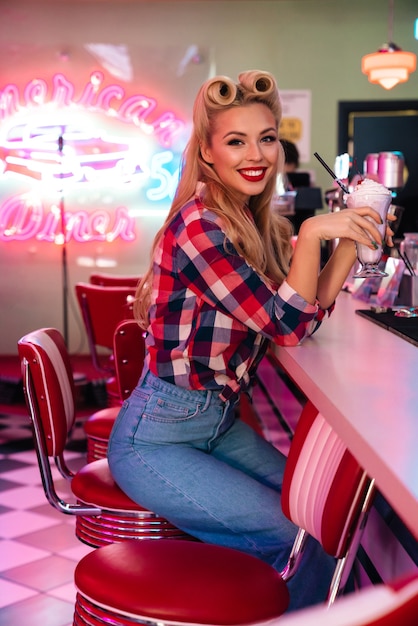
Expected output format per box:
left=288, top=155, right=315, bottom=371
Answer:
left=113, top=319, right=146, bottom=401
left=89, top=272, right=141, bottom=287
left=71, top=400, right=377, bottom=624
left=84, top=319, right=146, bottom=462
left=74, top=552, right=418, bottom=626
left=75, top=282, right=136, bottom=405
left=17, top=327, right=193, bottom=548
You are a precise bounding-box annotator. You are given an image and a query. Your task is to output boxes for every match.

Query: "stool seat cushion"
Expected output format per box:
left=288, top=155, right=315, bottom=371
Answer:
left=75, top=539, right=289, bottom=624
left=72, top=458, right=147, bottom=511
left=84, top=407, right=118, bottom=438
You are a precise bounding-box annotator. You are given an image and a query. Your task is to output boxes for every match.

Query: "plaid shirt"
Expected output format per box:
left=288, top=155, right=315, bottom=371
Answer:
left=146, top=196, right=330, bottom=400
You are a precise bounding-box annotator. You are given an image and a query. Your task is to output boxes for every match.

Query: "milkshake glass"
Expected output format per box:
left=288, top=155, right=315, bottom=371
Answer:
left=345, top=178, right=392, bottom=278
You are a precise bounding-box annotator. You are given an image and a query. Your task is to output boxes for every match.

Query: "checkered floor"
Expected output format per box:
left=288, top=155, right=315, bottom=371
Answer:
left=0, top=357, right=300, bottom=625
left=0, top=406, right=95, bottom=626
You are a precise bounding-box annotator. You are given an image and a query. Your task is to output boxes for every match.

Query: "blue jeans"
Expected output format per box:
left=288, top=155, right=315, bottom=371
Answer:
left=108, top=367, right=335, bottom=611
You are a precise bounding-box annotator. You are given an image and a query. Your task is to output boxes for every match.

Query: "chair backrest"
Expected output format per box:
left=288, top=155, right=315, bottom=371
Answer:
left=90, top=273, right=141, bottom=287
left=17, top=327, right=76, bottom=458
left=75, top=282, right=136, bottom=373
left=267, top=572, right=418, bottom=626
left=113, top=319, right=146, bottom=401
left=282, top=400, right=373, bottom=559
left=17, top=327, right=112, bottom=519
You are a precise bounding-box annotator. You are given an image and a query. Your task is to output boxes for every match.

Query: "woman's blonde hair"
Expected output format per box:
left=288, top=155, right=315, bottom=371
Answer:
left=135, top=70, right=293, bottom=329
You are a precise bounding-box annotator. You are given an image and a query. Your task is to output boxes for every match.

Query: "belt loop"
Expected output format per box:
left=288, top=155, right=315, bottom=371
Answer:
left=202, top=390, right=213, bottom=412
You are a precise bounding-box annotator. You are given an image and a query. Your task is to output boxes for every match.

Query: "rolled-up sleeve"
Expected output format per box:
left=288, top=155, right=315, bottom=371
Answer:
left=276, top=280, right=334, bottom=345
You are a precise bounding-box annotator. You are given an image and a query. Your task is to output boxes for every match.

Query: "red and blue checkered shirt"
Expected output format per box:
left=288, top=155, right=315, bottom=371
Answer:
left=145, top=196, right=330, bottom=400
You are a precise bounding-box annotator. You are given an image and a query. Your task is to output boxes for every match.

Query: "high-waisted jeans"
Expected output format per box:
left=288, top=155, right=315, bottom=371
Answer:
left=108, top=367, right=335, bottom=611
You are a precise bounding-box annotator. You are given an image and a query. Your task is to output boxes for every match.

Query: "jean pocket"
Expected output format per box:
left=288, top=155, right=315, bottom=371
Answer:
left=108, top=390, right=150, bottom=445
left=135, top=393, right=212, bottom=445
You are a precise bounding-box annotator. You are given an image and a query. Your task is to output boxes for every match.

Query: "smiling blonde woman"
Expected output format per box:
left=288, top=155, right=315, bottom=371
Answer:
left=108, top=70, right=394, bottom=612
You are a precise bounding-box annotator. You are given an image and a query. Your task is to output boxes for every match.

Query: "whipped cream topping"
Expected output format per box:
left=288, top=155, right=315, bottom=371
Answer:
left=350, top=177, right=391, bottom=196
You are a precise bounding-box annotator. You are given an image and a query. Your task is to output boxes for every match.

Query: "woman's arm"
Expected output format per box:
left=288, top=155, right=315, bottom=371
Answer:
left=316, top=239, right=356, bottom=309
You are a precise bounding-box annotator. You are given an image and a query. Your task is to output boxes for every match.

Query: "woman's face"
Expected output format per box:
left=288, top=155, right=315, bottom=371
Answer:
left=201, top=103, right=279, bottom=204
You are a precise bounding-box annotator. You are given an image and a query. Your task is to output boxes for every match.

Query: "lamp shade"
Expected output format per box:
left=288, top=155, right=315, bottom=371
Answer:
left=362, top=44, right=417, bottom=90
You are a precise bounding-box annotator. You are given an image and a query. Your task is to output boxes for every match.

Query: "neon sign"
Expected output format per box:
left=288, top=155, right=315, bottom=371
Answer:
left=0, top=194, right=136, bottom=243
left=0, top=71, right=186, bottom=243
left=0, top=71, right=184, bottom=146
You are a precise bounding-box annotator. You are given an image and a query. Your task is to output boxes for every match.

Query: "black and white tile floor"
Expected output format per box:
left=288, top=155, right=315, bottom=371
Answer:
left=0, top=407, right=95, bottom=626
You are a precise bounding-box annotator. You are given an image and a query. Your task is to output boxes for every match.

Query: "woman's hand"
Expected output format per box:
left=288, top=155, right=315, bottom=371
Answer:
left=301, top=206, right=396, bottom=250
left=385, top=213, right=396, bottom=248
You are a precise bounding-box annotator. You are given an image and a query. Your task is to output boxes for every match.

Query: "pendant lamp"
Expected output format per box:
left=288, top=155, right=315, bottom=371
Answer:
left=361, top=0, right=416, bottom=90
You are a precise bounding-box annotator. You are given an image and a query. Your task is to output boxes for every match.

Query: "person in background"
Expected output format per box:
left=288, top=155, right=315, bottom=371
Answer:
left=280, top=138, right=311, bottom=189
left=280, top=138, right=300, bottom=174
left=108, top=70, right=394, bottom=612
left=279, top=139, right=313, bottom=233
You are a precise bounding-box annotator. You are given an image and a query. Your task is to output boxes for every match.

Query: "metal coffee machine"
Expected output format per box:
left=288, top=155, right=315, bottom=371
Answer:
left=363, top=151, right=405, bottom=192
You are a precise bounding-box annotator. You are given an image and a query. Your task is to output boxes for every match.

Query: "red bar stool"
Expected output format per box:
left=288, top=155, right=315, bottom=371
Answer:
left=83, top=319, right=146, bottom=462
left=74, top=539, right=289, bottom=625
left=89, top=272, right=141, bottom=287
left=113, top=319, right=146, bottom=401
left=72, top=398, right=378, bottom=624
left=75, top=282, right=136, bottom=405
left=84, top=406, right=119, bottom=463
left=17, top=327, right=194, bottom=548
left=74, top=548, right=418, bottom=626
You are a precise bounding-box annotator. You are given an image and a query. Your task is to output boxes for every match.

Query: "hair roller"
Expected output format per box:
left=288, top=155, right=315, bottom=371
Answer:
left=238, top=70, right=277, bottom=96
left=205, top=76, right=237, bottom=106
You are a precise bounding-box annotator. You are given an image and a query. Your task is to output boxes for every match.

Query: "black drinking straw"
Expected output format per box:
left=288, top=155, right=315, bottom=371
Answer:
left=314, top=152, right=349, bottom=194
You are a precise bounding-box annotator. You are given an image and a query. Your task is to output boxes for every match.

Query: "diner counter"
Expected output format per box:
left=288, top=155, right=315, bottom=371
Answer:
left=271, top=290, right=418, bottom=539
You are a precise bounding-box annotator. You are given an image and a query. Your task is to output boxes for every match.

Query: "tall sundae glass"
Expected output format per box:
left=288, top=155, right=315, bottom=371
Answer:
left=345, top=178, right=392, bottom=278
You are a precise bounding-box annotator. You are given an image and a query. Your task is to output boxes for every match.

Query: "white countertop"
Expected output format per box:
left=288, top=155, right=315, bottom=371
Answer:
left=272, top=291, right=418, bottom=539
